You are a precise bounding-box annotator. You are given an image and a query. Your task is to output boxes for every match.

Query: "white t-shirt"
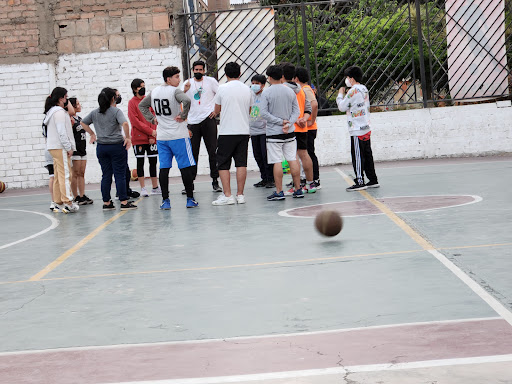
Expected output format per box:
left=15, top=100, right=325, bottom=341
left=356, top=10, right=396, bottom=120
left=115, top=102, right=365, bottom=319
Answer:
left=184, top=76, right=219, bottom=124
left=214, top=80, right=253, bottom=135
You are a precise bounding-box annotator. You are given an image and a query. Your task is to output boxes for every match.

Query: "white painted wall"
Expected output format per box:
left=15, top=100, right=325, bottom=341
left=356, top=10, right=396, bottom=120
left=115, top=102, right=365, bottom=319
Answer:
left=0, top=53, right=511, bottom=190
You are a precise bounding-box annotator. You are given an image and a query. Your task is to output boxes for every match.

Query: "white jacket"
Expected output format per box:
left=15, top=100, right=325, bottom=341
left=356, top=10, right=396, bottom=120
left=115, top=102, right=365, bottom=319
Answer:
left=336, top=84, right=371, bottom=137
left=44, top=106, right=76, bottom=152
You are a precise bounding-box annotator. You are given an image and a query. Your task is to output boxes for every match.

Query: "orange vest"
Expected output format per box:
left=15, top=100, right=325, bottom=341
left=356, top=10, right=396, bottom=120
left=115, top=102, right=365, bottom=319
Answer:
left=302, top=84, right=317, bottom=131
left=294, top=88, right=308, bottom=133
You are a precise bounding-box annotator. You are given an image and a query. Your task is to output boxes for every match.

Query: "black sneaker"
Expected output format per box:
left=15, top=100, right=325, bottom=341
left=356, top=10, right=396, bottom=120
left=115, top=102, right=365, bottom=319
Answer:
left=212, top=179, right=222, bottom=192
left=286, top=180, right=294, bottom=188
left=120, top=201, right=138, bottom=210
left=74, top=196, right=82, bottom=204
left=253, top=180, right=266, bottom=187
left=367, top=180, right=380, bottom=188
left=129, top=190, right=140, bottom=198
left=82, top=195, right=94, bottom=204
left=313, top=179, right=321, bottom=190
left=265, top=180, right=275, bottom=188
left=103, top=201, right=115, bottom=210
left=346, top=183, right=367, bottom=191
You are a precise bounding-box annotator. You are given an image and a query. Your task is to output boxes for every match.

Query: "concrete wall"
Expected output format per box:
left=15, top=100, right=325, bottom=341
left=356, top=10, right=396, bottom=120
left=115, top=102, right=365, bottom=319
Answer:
left=1, top=79, right=511, bottom=189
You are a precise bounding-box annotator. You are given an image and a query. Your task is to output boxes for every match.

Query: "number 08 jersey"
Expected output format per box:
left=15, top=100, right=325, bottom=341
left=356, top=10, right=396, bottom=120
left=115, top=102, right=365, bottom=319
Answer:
left=150, top=85, right=190, bottom=141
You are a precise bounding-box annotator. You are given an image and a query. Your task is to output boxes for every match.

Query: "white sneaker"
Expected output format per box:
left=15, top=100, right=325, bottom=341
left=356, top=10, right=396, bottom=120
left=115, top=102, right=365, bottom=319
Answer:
left=236, top=194, right=246, bottom=204
left=151, top=186, right=162, bottom=195
left=49, top=201, right=57, bottom=211
left=141, top=187, right=149, bottom=197
left=62, top=202, right=79, bottom=213
left=212, top=194, right=236, bottom=206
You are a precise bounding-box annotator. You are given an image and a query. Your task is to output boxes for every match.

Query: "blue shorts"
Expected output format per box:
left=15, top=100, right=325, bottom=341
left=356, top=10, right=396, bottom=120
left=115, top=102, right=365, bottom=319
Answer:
left=157, top=138, right=196, bottom=169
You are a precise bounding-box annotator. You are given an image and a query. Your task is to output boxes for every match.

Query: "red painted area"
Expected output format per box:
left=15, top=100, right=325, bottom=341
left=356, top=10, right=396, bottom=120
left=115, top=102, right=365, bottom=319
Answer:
left=286, top=195, right=478, bottom=217
left=1, top=319, right=512, bottom=384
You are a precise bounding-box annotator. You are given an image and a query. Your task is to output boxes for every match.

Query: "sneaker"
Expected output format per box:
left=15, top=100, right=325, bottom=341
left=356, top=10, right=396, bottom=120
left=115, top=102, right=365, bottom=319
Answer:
left=74, top=196, right=81, bottom=204
left=346, top=183, right=367, bottom=191
left=265, top=181, right=275, bottom=188
left=120, top=201, right=138, bottom=210
left=236, top=194, right=246, bottom=204
left=212, top=194, right=236, bottom=206
left=293, top=188, right=305, bottom=198
left=141, top=187, right=149, bottom=197
left=300, top=178, right=306, bottom=186
left=129, top=190, right=140, bottom=198
left=103, top=201, right=115, bottom=210
left=212, top=180, right=222, bottom=192
left=305, top=182, right=317, bottom=194
left=82, top=195, right=93, bottom=204
left=284, top=187, right=295, bottom=196
left=115, top=194, right=119, bottom=200
left=313, top=180, right=322, bottom=190
left=182, top=184, right=195, bottom=195
left=186, top=197, right=199, bottom=208
left=366, top=180, right=380, bottom=188
left=160, top=199, right=171, bottom=210
left=151, top=186, right=162, bottom=195
left=52, top=203, right=62, bottom=213
left=253, top=180, right=266, bottom=187
left=267, top=191, right=285, bottom=201
left=286, top=180, right=294, bottom=188
left=62, top=202, right=79, bottom=213
left=50, top=201, right=57, bottom=211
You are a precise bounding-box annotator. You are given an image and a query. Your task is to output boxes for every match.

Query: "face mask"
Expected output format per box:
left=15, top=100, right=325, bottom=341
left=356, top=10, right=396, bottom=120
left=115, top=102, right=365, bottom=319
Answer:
left=345, top=78, right=353, bottom=88
left=138, top=87, right=146, bottom=96
left=63, top=99, right=69, bottom=107
left=116, top=96, right=122, bottom=104
left=250, top=84, right=261, bottom=93
left=194, top=72, right=204, bottom=80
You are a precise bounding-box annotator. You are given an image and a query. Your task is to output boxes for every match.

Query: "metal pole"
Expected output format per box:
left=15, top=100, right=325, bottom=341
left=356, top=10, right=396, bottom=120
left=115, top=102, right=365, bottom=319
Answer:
left=414, top=0, right=428, bottom=108
left=300, top=1, right=311, bottom=71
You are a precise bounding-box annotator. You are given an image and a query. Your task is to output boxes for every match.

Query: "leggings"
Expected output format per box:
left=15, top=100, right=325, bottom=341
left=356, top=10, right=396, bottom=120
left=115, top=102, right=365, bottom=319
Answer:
left=136, top=156, right=158, bottom=178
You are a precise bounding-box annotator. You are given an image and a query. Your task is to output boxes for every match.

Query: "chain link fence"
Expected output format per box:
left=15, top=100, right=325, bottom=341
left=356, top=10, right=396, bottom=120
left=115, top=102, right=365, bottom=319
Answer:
left=182, top=0, right=512, bottom=112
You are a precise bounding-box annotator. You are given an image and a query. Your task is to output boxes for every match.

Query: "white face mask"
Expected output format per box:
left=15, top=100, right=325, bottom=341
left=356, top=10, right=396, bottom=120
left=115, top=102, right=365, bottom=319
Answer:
left=345, top=78, right=353, bottom=88
left=250, top=84, right=261, bottom=93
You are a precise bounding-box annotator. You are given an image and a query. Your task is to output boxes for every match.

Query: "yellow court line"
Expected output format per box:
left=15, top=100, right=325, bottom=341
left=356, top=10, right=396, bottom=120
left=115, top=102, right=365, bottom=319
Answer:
left=335, top=169, right=434, bottom=250
left=29, top=199, right=142, bottom=281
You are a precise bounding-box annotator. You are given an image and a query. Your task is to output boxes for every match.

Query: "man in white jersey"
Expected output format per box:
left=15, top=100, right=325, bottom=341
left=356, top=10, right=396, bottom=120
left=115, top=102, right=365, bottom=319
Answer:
left=139, top=66, right=197, bottom=210
left=211, top=62, right=254, bottom=206
left=183, top=60, right=222, bottom=193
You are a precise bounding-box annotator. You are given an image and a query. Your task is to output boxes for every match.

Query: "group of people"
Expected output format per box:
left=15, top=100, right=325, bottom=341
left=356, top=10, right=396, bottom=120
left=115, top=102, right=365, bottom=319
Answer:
left=42, top=60, right=379, bottom=213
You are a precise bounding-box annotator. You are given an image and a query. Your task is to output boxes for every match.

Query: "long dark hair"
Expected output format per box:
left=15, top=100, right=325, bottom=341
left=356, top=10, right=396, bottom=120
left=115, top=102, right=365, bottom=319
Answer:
left=98, top=87, right=116, bottom=114
left=44, top=87, right=67, bottom=114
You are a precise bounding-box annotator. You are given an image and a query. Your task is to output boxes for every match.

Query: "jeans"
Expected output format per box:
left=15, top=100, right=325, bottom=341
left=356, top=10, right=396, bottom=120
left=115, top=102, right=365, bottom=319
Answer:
left=97, top=143, right=128, bottom=202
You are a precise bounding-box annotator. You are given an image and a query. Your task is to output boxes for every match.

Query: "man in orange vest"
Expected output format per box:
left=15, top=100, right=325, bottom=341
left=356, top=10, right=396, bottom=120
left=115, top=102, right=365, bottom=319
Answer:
left=280, top=62, right=317, bottom=194
left=294, top=67, right=320, bottom=189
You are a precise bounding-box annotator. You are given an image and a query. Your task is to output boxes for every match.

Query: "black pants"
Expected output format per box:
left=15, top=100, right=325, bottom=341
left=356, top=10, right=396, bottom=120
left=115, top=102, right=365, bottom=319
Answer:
left=307, top=129, right=319, bottom=181
left=251, top=134, right=274, bottom=182
left=136, top=156, right=158, bottom=178
left=159, top=166, right=195, bottom=199
left=351, top=136, right=378, bottom=185
left=189, top=117, right=219, bottom=180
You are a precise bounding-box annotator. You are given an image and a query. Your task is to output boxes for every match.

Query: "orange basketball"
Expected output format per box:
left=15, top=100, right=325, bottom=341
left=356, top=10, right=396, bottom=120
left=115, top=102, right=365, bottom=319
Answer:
left=130, top=169, right=138, bottom=181
left=0, top=181, right=5, bottom=193
left=315, top=210, right=343, bottom=237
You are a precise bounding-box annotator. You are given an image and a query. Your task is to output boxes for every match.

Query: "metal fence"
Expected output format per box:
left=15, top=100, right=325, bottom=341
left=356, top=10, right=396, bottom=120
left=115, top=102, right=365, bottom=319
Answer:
left=183, top=0, right=512, bottom=112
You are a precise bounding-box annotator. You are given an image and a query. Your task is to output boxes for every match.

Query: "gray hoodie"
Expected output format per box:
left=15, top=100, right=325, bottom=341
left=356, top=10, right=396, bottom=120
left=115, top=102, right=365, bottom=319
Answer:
left=260, top=84, right=300, bottom=137
left=283, top=81, right=312, bottom=115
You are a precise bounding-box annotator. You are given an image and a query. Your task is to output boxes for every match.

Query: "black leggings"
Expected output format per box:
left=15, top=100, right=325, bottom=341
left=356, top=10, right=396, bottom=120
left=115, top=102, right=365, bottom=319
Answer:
left=136, top=156, right=158, bottom=178
left=159, top=166, right=195, bottom=200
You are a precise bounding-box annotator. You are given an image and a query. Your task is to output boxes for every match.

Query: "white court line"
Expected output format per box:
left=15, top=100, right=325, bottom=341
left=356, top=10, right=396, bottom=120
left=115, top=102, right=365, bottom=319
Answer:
left=278, top=194, right=482, bottom=219
left=102, top=354, right=512, bottom=384
left=0, top=209, right=59, bottom=250
left=0, top=317, right=500, bottom=357
left=335, top=168, right=512, bottom=327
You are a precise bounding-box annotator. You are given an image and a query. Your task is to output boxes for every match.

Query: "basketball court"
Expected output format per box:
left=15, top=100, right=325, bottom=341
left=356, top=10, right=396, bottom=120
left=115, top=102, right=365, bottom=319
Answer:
left=0, top=156, right=511, bottom=383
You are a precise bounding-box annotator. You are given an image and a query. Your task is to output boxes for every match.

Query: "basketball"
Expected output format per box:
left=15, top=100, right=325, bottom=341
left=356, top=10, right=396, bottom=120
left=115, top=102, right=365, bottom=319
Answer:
left=0, top=181, right=5, bottom=193
left=130, top=169, right=138, bottom=181
left=315, top=210, right=343, bottom=237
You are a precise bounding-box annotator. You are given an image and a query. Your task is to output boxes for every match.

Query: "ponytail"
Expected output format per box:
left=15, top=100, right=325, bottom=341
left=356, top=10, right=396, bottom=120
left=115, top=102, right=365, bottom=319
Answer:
left=44, top=86, right=67, bottom=114
left=98, top=87, right=116, bottom=114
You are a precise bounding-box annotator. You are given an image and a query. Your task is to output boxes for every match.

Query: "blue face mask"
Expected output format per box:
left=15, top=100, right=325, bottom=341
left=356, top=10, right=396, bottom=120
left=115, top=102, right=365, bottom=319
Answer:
left=250, top=84, right=261, bottom=93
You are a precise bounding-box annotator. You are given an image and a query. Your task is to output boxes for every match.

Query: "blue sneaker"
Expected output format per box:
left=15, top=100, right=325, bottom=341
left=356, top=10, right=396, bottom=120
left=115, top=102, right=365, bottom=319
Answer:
left=267, top=191, right=285, bottom=201
left=293, top=188, right=304, bottom=198
left=186, top=197, right=199, bottom=208
left=160, top=198, right=171, bottom=210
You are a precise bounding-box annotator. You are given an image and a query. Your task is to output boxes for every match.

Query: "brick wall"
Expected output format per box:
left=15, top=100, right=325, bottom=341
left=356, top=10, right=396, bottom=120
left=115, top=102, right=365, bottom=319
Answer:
left=0, top=0, right=179, bottom=60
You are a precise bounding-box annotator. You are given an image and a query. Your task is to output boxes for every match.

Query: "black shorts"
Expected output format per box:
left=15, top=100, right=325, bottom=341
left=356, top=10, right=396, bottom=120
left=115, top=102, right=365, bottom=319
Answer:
left=133, top=143, right=158, bottom=158
left=45, top=164, right=54, bottom=177
left=295, top=131, right=308, bottom=150
left=216, top=135, right=250, bottom=170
